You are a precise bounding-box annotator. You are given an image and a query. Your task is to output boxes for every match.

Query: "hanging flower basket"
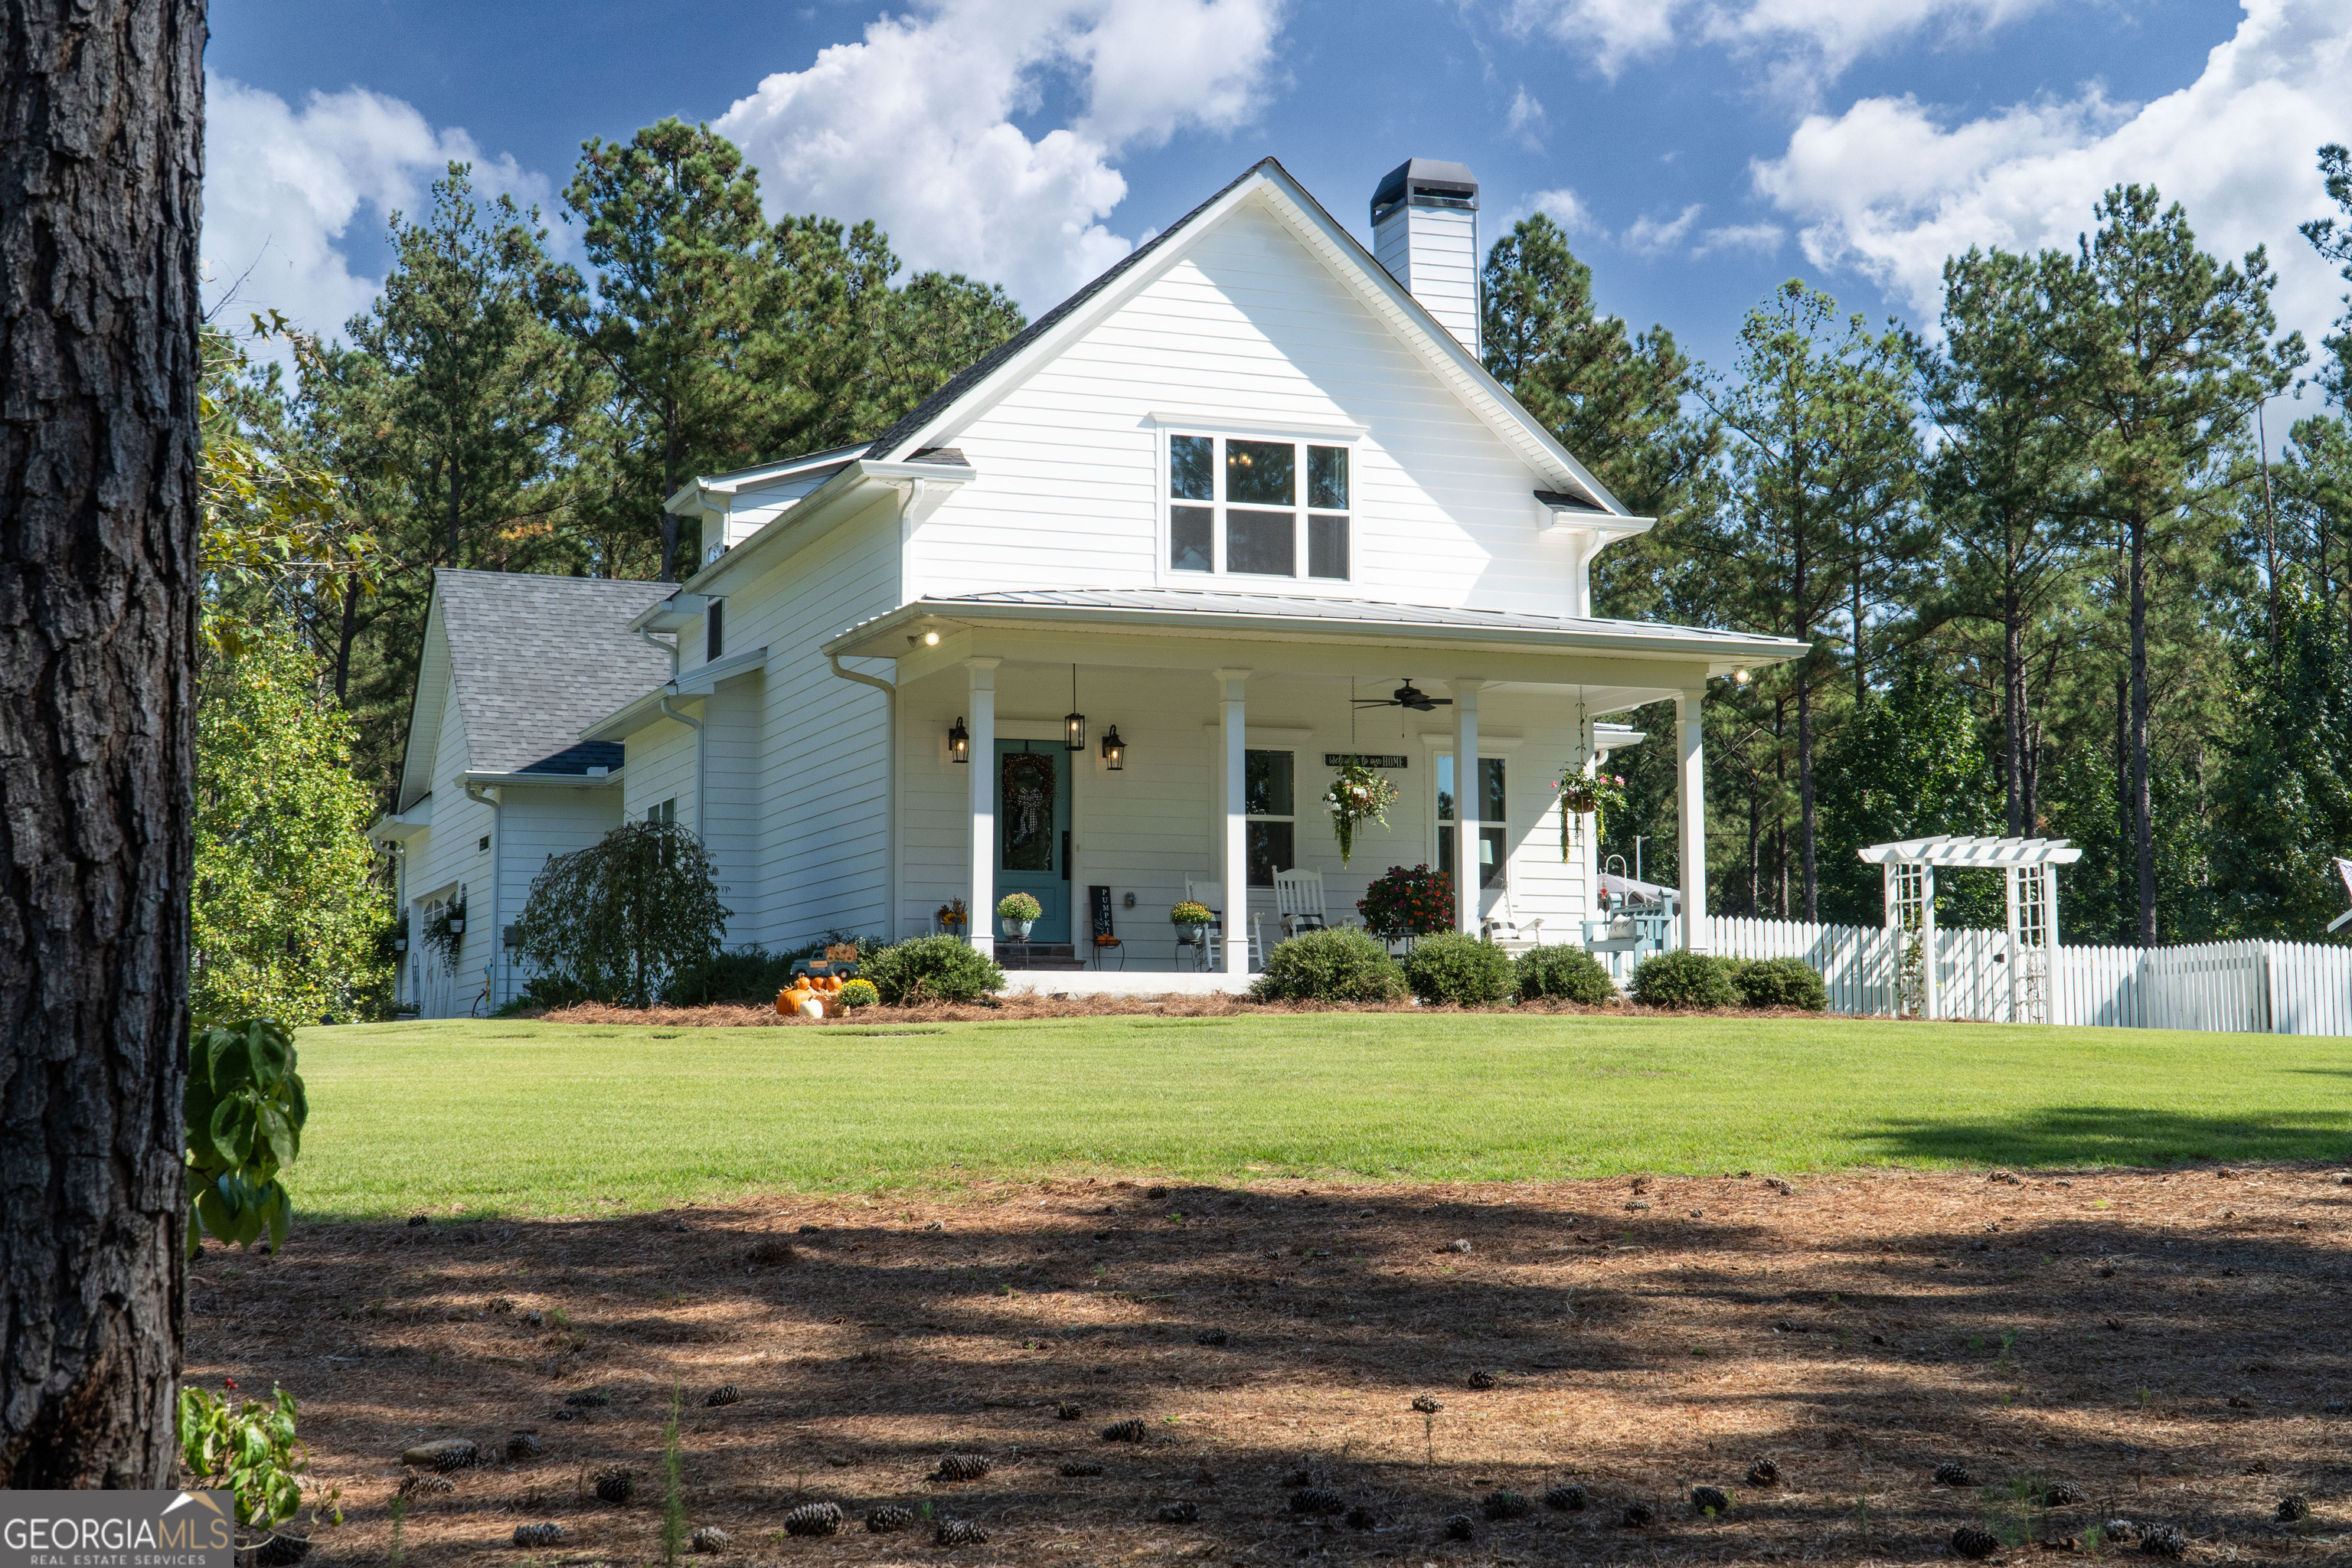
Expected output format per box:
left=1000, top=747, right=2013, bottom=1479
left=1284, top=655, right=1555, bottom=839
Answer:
left=1321, top=756, right=1399, bottom=867
left=1553, top=773, right=1626, bottom=856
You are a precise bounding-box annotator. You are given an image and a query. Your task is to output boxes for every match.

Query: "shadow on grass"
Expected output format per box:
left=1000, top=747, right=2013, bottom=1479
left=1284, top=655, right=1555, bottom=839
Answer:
left=1858, top=1105, right=2352, bottom=1169
left=186, top=1171, right=2352, bottom=1565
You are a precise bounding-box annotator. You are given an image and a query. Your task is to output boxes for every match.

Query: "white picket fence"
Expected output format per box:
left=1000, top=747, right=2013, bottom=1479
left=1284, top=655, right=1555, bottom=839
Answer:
left=1684, top=915, right=2352, bottom=1036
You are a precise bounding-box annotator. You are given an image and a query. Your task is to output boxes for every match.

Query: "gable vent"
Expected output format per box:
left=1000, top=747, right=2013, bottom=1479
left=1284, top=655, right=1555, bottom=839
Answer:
left=1370, top=158, right=1480, bottom=359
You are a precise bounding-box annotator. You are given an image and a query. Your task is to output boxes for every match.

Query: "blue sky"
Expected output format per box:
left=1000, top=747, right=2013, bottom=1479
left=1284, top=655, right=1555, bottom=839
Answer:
left=204, top=0, right=2350, bottom=407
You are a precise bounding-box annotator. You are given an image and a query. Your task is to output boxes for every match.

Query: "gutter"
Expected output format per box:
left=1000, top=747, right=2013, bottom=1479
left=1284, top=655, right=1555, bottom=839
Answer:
left=827, top=654, right=898, bottom=941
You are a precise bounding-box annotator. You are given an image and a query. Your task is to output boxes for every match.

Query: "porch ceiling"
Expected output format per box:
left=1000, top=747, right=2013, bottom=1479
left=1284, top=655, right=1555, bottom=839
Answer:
left=823, top=589, right=1808, bottom=675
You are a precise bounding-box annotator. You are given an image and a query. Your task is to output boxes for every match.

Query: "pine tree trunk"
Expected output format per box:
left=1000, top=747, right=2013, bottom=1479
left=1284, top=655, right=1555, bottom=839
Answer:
left=0, top=0, right=204, bottom=1486
left=1796, top=655, right=1817, bottom=922
left=2128, top=514, right=2155, bottom=946
left=2004, top=537, right=2025, bottom=838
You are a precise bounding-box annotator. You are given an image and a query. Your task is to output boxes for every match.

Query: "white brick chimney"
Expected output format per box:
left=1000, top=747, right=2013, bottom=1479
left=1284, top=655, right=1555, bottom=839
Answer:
left=1370, top=158, right=1480, bottom=358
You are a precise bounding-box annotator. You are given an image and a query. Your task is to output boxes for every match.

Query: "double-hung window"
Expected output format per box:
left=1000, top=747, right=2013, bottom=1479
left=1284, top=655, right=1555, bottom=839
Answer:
left=1169, top=433, right=1351, bottom=581
left=1245, top=750, right=1295, bottom=887
left=1436, top=756, right=1508, bottom=890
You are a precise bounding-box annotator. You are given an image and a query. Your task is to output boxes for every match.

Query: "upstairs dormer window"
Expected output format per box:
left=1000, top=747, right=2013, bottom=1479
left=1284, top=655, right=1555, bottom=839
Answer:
left=705, top=599, right=724, bottom=661
left=1169, top=433, right=1351, bottom=581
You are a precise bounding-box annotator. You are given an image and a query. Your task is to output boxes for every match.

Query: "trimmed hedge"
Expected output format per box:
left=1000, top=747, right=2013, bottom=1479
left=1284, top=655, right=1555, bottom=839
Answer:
left=1250, top=928, right=1408, bottom=1004
left=1400, top=931, right=1517, bottom=1006
left=1515, top=945, right=1616, bottom=1004
left=1627, top=949, right=1737, bottom=1008
left=1730, top=956, right=1827, bottom=1011
left=860, top=936, right=1006, bottom=1004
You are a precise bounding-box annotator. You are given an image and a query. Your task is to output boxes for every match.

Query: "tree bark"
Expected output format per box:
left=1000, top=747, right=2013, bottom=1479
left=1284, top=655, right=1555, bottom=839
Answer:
left=0, top=0, right=203, bottom=1486
left=2003, top=528, right=2025, bottom=839
left=2128, top=514, right=2155, bottom=946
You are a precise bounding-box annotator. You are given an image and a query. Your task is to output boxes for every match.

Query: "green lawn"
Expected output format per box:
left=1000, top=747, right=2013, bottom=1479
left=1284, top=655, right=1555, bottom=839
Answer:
left=287, top=1012, right=2352, bottom=1220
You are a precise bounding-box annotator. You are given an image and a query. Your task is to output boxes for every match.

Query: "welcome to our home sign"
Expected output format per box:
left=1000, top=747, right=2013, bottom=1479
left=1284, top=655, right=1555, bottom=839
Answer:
left=1324, top=754, right=1408, bottom=768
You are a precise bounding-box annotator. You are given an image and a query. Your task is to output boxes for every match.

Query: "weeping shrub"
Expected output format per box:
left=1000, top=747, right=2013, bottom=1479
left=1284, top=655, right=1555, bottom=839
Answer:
left=1250, top=928, right=1407, bottom=1003
left=1515, top=945, right=1616, bottom=1004
left=510, top=821, right=730, bottom=1007
left=1400, top=930, right=1517, bottom=1006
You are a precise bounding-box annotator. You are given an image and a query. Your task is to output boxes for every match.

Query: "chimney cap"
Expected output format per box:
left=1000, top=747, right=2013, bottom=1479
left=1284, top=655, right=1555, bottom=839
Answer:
left=1372, top=158, right=1478, bottom=223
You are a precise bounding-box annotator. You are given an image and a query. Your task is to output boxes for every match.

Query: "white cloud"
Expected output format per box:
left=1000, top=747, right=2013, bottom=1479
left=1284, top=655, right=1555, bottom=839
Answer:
left=714, top=0, right=1287, bottom=313
left=202, top=74, right=545, bottom=342
left=1623, top=202, right=1704, bottom=253
left=1508, top=86, right=1548, bottom=149
left=1694, top=221, right=1786, bottom=256
left=1750, top=0, right=2352, bottom=347
left=1505, top=0, right=2045, bottom=89
left=1503, top=186, right=1595, bottom=234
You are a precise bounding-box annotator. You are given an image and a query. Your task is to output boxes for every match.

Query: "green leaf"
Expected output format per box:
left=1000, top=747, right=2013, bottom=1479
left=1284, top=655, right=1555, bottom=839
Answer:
left=195, top=1183, right=234, bottom=1242
left=247, top=1021, right=289, bottom=1094
left=258, top=1103, right=296, bottom=1170
left=207, top=1027, right=254, bottom=1095
left=265, top=1183, right=291, bottom=1252
left=211, top=1098, right=253, bottom=1167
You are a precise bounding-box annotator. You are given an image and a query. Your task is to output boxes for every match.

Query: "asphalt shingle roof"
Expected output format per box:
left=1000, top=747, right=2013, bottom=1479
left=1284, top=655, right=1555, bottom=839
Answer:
left=435, top=570, right=676, bottom=776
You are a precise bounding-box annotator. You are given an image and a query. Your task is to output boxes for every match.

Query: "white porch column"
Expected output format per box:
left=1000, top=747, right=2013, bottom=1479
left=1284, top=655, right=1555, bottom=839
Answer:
left=1675, top=687, right=1708, bottom=952
left=966, top=658, right=999, bottom=959
left=1453, top=679, right=1484, bottom=933
left=1215, top=668, right=1250, bottom=976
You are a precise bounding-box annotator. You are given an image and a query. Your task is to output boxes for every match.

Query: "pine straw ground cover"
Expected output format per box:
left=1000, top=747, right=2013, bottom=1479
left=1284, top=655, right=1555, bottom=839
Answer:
left=194, top=1165, right=2352, bottom=1566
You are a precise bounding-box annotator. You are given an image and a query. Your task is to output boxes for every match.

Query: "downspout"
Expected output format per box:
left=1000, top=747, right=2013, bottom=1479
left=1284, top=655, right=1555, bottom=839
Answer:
left=828, top=653, right=898, bottom=940
left=639, top=628, right=679, bottom=681
left=660, top=693, right=707, bottom=847
left=463, top=782, right=502, bottom=1006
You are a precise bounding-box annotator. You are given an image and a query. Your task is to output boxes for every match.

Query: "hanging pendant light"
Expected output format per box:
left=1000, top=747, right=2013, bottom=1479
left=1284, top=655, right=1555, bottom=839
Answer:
left=1064, top=663, right=1086, bottom=752
left=949, top=717, right=970, bottom=763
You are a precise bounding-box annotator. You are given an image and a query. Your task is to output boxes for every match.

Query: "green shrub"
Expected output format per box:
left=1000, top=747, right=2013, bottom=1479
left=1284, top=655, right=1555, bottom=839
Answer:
left=185, top=1021, right=308, bottom=1256
left=838, top=978, right=879, bottom=1008
left=499, top=972, right=596, bottom=1014
left=1250, top=927, right=1407, bottom=1003
left=178, top=1384, right=308, bottom=1528
left=1628, top=949, right=1736, bottom=1008
left=1730, top=956, right=1828, bottom=1011
left=1400, top=930, right=1516, bottom=1006
left=662, top=946, right=797, bottom=1007
left=1515, top=945, right=1616, bottom=1004
left=860, top=936, right=1006, bottom=1004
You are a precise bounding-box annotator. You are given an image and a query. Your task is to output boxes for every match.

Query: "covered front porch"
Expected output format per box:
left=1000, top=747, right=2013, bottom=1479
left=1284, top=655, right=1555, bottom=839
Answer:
left=822, top=590, right=1805, bottom=989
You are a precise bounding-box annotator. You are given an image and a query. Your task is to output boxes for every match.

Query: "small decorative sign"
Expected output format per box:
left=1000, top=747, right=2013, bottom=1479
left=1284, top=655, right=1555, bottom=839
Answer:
left=1089, top=884, right=1116, bottom=938
left=1325, top=753, right=1408, bottom=769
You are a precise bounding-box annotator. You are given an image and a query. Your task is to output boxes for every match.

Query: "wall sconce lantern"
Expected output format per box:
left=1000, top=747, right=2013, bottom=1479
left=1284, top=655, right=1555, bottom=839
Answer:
left=1100, top=725, right=1125, bottom=770
left=1063, top=663, right=1086, bottom=753
left=949, top=717, right=970, bottom=764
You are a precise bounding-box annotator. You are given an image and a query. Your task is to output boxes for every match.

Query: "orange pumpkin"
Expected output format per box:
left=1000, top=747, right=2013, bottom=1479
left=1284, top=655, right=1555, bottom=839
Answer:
left=779, top=984, right=815, bottom=1015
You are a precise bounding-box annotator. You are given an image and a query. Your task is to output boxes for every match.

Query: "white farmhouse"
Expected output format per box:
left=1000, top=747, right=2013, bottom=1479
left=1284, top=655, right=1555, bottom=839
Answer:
left=377, top=157, right=1803, bottom=1014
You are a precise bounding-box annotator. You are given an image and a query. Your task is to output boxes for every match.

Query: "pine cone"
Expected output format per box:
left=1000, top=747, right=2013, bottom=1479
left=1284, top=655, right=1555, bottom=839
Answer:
left=433, top=1442, right=480, bottom=1473
left=1951, top=1526, right=2000, bottom=1560
left=1155, top=1501, right=1199, bottom=1524
left=1059, top=1461, right=1104, bottom=1477
left=934, top=1518, right=988, bottom=1546
left=510, top=1523, right=563, bottom=1548
left=929, top=1453, right=991, bottom=1481
left=1544, top=1485, right=1587, bottom=1512
left=1621, top=1502, right=1657, bottom=1528
left=2044, top=1481, right=2086, bottom=1507
left=864, top=1506, right=916, bottom=1534
left=782, top=1502, right=842, bottom=1537
left=1465, top=1369, right=1497, bottom=1390
left=1746, top=1459, right=1780, bottom=1488
left=2138, top=1526, right=2188, bottom=1560
left=1101, top=1418, right=1148, bottom=1442
left=1442, top=1514, right=1475, bottom=1540
left=703, top=1385, right=742, bottom=1408
left=563, top=1392, right=609, bottom=1408
left=1481, top=1490, right=1531, bottom=1521
left=593, top=1468, right=635, bottom=1504
left=1289, top=1488, right=1344, bottom=1516
left=1280, top=1468, right=1313, bottom=1489
left=1934, top=1462, right=1976, bottom=1488
left=2278, top=1495, right=2311, bottom=1522
left=1343, top=1505, right=1375, bottom=1530
left=1054, top=1400, right=1083, bottom=1420
left=1195, top=1330, right=1228, bottom=1346
left=2104, top=1518, right=2138, bottom=1543
left=1410, top=1394, right=1443, bottom=1415
left=1690, top=1485, right=1730, bottom=1516
left=688, top=1526, right=730, bottom=1553
left=397, top=1474, right=455, bottom=1498
left=505, top=1433, right=543, bottom=1462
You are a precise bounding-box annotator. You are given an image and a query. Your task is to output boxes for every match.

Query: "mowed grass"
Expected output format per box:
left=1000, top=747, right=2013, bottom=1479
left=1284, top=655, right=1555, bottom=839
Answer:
left=288, top=1011, right=2352, bottom=1220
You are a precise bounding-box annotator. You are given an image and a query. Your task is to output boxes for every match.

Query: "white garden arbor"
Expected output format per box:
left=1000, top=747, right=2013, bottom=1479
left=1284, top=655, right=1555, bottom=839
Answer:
left=1857, top=835, right=2083, bottom=1022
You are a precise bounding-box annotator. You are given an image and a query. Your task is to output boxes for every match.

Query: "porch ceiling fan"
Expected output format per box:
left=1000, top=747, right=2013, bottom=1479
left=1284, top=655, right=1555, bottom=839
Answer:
left=1351, top=679, right=1453, bottom=713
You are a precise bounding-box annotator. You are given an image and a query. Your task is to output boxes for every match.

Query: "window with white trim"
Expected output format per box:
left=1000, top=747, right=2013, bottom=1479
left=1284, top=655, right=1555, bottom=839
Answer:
left=1245, top=750, right=1296, bottom=887
left=1436, top=755, right=1508, bottom=890
left=1169, top=433, right=1351, bottom=581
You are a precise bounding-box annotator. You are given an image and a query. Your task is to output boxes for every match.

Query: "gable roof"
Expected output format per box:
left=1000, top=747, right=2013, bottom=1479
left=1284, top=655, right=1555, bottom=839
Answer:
left=395, top=570, right=676, bottom=811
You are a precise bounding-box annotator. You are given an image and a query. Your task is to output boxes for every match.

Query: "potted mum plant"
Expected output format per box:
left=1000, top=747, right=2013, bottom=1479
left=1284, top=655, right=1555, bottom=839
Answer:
left=1170, top=900, right=1214, bottom=947
left=997, top=891, right=1043, bottom=940
left=1321, top=756, right=1398, bottom=866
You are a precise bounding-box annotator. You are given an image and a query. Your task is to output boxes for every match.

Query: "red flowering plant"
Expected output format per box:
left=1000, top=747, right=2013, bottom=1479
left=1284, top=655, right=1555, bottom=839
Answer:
left=1356, top=864, right=1455, bottom=939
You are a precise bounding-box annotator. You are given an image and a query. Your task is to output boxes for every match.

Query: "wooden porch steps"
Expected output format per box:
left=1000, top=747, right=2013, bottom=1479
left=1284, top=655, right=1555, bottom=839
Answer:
left=1002, top=943, right=1086, bottom=971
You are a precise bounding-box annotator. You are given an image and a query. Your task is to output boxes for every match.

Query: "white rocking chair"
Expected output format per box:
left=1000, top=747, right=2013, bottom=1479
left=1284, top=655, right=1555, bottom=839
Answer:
left=1479, top=891, right=1545, bottom=953
left=1273, top=868, right=1328, bottom=935
left=1184, top=878, right=1263, bottom=972
left=1204, top=915, right=1267, bottom=973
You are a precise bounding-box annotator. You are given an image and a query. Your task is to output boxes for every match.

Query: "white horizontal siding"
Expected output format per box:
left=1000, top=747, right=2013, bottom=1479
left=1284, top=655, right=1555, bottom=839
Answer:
left=493, top=785, right=626, bottom=1005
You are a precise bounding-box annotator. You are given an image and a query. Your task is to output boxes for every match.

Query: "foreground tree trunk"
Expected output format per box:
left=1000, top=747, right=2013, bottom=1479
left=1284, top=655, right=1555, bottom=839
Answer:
left=0, top=0, right=205, bottom=1487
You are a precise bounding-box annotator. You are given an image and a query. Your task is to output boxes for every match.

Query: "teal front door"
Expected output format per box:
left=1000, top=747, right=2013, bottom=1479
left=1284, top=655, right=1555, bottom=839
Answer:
left=996, top=741, right=1071, bottom=943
